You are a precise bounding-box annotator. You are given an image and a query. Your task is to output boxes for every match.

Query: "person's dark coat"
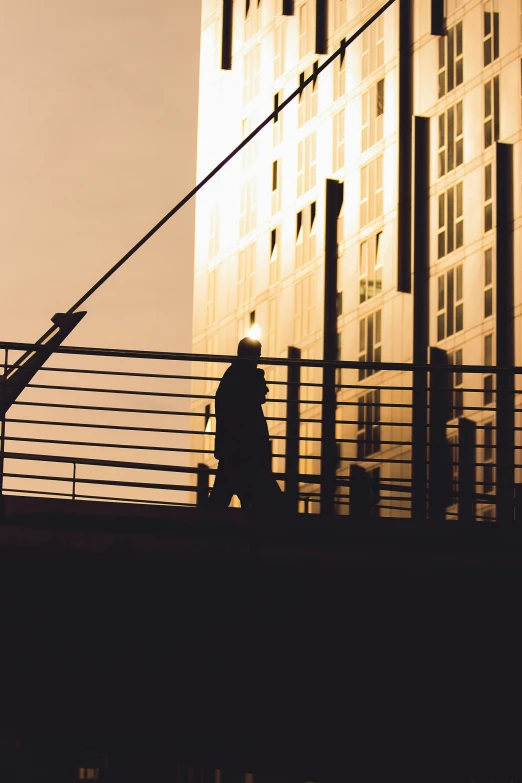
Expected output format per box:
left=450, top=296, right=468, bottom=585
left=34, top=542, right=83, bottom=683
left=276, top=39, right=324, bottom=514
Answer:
left=213, top=360, right=271, bottom=467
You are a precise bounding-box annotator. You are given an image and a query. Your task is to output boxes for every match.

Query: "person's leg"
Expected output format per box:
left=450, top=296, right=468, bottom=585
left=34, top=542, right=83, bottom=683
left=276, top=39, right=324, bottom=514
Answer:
left=206, top=461, right=234, bottom=509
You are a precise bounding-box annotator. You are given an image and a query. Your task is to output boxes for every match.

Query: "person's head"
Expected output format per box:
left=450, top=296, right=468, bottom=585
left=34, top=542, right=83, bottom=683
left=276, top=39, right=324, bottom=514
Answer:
left=237, top=337, right=262, bottom=362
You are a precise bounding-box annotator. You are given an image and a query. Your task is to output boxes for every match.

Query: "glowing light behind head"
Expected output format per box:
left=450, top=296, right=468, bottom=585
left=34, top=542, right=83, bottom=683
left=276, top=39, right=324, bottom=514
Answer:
left=247, top=323, right=262, bottom=341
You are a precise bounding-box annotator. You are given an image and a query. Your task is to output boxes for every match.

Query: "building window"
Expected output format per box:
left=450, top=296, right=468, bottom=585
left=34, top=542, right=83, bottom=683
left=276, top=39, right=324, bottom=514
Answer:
left=438, top=101, right=463, bottom=177
left=206, top=267, right=218, bottom=325
left=238, top=243, right=256, bottom=304
left=484, top=332, right=494, bottom=405
left=484, top=164, right=493, bottom=233
left=360, top=155, right=383, bottom=227
left=239, top=179, right=257, bottom=236
left=243, top=44, right=261, bottom=104
left=362, top=16, right=384, bottom=79
left=273, top=91, right=284, bottom=145
left=437, top=182, right=463, bottom=258
left=241, top=117, right=258, bottom=171
left=268, top=296, right=278, bottom=355
left=484, top=0, right=499, bottom=66
left=208, top=204, right=220, bottom=259
left=437, top=264, right=463, bottom=341
left=484, top=247, right=494, bottom=318
left=274, top=22, right=285, bottom=79
left=482, top=420, right=495, bottom=494
left=272, top=159, right=282, bottom=213
left=362, top=79, right=384, bottom=152
left=484, top=76, right=499, bottom=148
left=333, top=41, right=346, bottom=99
left=360, top=232, right=383, bottom=303
left=358, top=310, right=382, bottom=380
left=357, top=389, right=381, bottom=459
left=333, top=0, right=347, bottom=31
left=298, top=0, right=314, bottom=59
left=297, top=132, right=317, bottom=196
left=294, top=270, right=317, bottom=341
left=449, top=348, right=463, bottom=419
left=245, top=0, right=262, bottom=39
left=296, top=202, right=317, bottom=267
left=438, top=22, right=463, bottom=98
left=298, top=63, right=319, bottom=127
left=269, top=227, right=280, bottom=285
left=333, top=110, right=345, bottom=171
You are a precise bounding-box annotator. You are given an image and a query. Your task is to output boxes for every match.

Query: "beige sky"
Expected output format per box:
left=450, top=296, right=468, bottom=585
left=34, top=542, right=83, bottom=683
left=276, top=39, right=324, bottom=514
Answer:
left=0, top=0, right=201, bottom=352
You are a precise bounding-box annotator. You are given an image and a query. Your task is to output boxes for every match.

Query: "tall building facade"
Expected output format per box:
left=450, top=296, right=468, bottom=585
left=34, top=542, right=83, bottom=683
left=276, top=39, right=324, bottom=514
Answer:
left=192, top=0, right=522, bottom=515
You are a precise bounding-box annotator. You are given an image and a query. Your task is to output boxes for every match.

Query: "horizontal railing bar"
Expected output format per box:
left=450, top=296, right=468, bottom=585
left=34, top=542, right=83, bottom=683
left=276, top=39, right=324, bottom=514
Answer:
left=14, top=381, right=214, bottom=402
left=3, top=472, right=195, bottom=494
left=10, top=400, right=204, bottom=418
left=4, top=435, right=214, bottom=456
left=2, top=339, right=521, bottom=374
left=6, top=417, right=209, bottom=438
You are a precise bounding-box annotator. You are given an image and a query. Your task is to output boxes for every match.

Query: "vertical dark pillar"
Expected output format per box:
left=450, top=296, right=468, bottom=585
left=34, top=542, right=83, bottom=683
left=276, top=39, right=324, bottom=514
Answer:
left=397, top=0, right=413, bottom=293
left=315, top=0, right=328, bottom=55
left=282, top=0, right=294, bottom=14
left=221, top=0, right=233, bottom=70
left=321, top=180, right=343, bottom=516
left=496, top=142, right=515, bottom=527
left=285, top=346, right=301, bottom=513
left=429, top=347, right=452, bottom=521
left=411, top=117, right=430, bottom=521
left=458, top=417, right=476, bottom=526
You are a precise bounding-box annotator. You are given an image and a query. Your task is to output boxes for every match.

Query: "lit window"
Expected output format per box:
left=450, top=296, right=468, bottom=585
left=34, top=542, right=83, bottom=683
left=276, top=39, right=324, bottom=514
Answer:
left=484, top=247, right=494, bottom=318
left=238, top=243, right=256, bottom=304
left=360, top=232, right=383, bottom=303
left=294, top=270, right=317, bottom=341
left=484, top=164, right=493, bottom=233
left=268, top=296, right=278, bottom=355
left=296, top=202, right=317, bottom=268
left=361, top=16, right=384, bottom=79
left=357, top=389, right=381, bottom=459
left=298, top=0, right=314, bottom=59
left=269, top=227, right=280, bottom=285
left=484, top=0, right=499, bottom=66
left=272, top=159, right=282, bottom=213
left=436, top=264, right=463, bottom=341
left=360, top=155, right=383, bottom=227
left=484, top=76, right=499, bottom=148
left=273, top=91, right=284, bottom=145
left=333, top=40, right=346, bottom=99
left=244, top=0, right=262, bottom=38
left=333, top=0, right=347, bottom=31
left=437, top=182, right=463, bottom=259
left=362, top=79, right=385, bottom=152
left=274, top=22, right=285, bottom=79
left=438, top=22, right=463, bottom=98
left=358, top=310, right=382, bottom=380
left=297, top=132, right=316, bottom=196
left=298, top=63, right=319, bottom=127
left=243, top=44, right=261, bottom=104
left=332, top=110, right=345, bottom=171
left=206, top=267, right=218, bottom=325
left=208, top=204, right=220, bottom=259
left=239, top=179, right=257, bottom=236
left=438, top=101, right=463, bottom=177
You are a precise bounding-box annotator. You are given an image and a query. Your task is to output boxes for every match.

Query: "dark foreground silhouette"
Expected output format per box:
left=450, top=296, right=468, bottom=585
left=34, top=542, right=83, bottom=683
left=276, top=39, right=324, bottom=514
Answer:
left=207, top=338, right=284, bottom=511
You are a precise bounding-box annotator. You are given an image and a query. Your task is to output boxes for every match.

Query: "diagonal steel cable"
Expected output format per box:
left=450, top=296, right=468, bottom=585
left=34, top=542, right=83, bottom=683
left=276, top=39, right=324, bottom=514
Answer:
left=66, top=0, right=395, bottom=316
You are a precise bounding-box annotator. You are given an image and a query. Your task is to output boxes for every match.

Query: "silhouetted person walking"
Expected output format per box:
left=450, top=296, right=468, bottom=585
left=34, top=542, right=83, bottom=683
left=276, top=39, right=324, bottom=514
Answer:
left=207, top=337, right=284, bottom=511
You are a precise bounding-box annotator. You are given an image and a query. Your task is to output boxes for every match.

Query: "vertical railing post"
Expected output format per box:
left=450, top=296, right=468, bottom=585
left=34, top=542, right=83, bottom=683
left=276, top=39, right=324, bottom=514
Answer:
left=285, top=347, right=301, bottom=513
left=197, top=463, right=210, bottom=506
left=320, top=363, right=337, bottom=516
left=72, top=461, right=77, bottom=501
left=458, top=418, right=476, bottom=526
left=429, top=347, right=452, bottom=522
left=349, top=464, right=370, bottom=519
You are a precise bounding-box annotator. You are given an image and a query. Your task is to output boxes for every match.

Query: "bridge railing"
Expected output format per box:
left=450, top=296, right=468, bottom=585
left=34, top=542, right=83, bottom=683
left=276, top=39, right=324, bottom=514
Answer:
left=0, top=340, right=520, bottom=523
